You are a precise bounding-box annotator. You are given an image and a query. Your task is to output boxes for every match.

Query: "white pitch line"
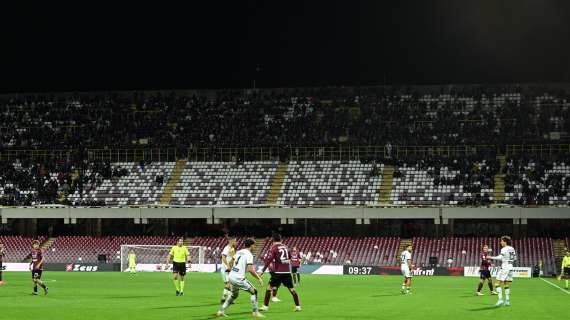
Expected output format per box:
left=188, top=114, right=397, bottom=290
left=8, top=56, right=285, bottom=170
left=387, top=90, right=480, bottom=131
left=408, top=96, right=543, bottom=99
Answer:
left=539, top=277, right=570, bottom=295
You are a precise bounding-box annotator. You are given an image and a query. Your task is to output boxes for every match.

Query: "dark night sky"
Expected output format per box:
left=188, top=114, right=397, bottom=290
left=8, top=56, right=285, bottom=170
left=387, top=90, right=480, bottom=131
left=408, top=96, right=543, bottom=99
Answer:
left=1, top=0, right=570, bottom=92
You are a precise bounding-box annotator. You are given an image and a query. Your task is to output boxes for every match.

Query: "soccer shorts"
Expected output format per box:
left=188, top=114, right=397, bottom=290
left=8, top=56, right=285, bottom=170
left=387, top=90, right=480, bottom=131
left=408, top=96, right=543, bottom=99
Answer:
left=401, top=265, right=412, bottom=278
left=291, top=266, right=300, bottom=274
left=221, top=268, right=230, bottom=283
left=479, top=269, right=492, bottom=279
left=563, top=267, right=570, bottom=277
left=32, top=269, right=43, bottom=280
left=269, top=273, right=295, bottom=289
left=229, top=276, right=255, bottom=293
left=172, top=262, right=187, bottom=276
left=496, top=268, right=513, bottom=282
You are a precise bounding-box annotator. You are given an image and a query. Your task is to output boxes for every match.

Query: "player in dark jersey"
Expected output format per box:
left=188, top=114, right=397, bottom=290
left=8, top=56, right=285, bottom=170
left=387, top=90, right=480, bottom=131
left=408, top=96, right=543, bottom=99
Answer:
left=30, top=240, right=48, bottom=295
left=0, top=242, right=5, bottom=285
left=259, top=233, right=301, bottom=312
left=263, top=251, right=281, bottom=302
left=290, top=246, right=302, bottom=285
left=476, top=244, right=497, bottom=296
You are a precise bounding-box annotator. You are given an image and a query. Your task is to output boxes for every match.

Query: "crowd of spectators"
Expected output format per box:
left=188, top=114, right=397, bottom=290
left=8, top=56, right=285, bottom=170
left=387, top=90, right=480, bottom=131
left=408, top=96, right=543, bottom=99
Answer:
left=0, top=159, right=130, bottom=206
left=504, top=156, right=570, bottom=205
left=0, top=86, right=568, bottom=151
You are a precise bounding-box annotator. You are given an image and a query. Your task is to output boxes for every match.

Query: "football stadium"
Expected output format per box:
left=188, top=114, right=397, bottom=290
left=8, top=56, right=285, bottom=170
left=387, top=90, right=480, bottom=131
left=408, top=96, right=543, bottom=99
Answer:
left=1, top=1, right=570, bottom=319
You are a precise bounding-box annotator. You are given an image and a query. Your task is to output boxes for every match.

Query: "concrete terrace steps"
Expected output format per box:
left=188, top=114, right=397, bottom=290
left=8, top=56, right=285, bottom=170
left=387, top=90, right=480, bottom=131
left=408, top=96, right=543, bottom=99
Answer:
left=160, top=159, right=188, bottom=204
left=493, top=155, right=506, bottom=202
left=553, top=239, right=567, bottom=273
left=379, top=165, right=395, bottom=205
left=252, top=238, right=267, bottom=259
left=265, top=163, right=288, bottom=206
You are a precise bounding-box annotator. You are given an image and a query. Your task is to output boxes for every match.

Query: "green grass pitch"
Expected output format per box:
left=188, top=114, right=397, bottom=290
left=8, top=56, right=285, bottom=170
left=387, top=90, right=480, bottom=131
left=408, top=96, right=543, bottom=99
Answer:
left=0, top=272, right=568, bottom=319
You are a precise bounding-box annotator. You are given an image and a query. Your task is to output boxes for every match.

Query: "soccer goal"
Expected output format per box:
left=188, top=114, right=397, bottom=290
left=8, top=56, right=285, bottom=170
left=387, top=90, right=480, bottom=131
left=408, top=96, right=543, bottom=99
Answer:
left=120, top=245, right=205, bottom=272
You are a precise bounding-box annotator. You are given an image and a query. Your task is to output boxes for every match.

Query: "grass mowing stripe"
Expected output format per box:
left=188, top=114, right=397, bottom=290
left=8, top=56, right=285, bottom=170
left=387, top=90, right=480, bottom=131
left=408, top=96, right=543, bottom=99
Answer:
left=539, top=277, right=570, bottom=295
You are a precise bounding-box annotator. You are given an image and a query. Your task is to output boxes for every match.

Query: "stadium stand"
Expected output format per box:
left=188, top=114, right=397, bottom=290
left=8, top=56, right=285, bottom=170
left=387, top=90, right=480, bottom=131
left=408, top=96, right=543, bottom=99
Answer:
left=257, top=237, right=400, bottom=266
left=67, top=162, right=173, bottom=206
left=0, top=89, right=567, bottom=150
left=504, top=159, right=570, bottom=205
left=1, top=236, right=559, bottom=274
left=0, top=236, right=46, bottom=262
left=278, top=161, right=383, bottom=206
left=170, top=162, right=277, bottom=206
left=412, top=237, right=556, bottom=273
left=390, top=158, right=496, bottom=205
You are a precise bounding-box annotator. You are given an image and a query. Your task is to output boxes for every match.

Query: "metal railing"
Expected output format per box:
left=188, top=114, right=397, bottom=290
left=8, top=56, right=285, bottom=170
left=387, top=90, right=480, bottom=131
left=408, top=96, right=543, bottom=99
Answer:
left=87, top=148, right=179, bottom=162
left=506, top=144, right=570, bottom=159
left=2, top=144, right=570, bottom=163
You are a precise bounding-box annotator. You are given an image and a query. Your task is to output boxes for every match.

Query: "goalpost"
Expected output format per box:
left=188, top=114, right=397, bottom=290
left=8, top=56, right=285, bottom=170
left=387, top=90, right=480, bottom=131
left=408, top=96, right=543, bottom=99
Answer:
left=120, top=245, right=205, bottom=272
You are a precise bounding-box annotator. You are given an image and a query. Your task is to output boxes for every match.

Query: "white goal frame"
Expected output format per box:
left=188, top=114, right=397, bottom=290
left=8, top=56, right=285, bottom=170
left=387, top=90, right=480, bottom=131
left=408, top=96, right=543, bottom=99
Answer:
left=120, top=245, right=205, bottom=272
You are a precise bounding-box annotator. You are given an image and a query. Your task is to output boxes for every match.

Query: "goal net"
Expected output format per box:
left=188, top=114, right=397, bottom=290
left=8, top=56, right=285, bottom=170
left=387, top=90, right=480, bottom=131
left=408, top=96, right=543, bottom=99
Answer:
left=120, top=245, right=205, bottom=272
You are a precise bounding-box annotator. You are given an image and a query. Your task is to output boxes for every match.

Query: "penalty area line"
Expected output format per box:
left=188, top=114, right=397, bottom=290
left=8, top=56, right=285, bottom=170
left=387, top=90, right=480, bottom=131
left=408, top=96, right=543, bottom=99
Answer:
left=539, top=277, right=570, bottom=295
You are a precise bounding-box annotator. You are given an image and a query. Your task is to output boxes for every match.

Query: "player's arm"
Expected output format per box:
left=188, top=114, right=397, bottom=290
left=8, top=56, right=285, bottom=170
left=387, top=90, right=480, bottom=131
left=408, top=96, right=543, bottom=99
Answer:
left=247, top=263, right=263, bottom=285
left=260, top=250, right=274, bottom=276
left=407, top=258, right=413, bottom=269
left=186, top=248, right=191, bottom=268
left=38, top=255, right=45, bottom=269
left=490, top=253, right=503, bottom=261
left=221, top=253, right=230, bottom=270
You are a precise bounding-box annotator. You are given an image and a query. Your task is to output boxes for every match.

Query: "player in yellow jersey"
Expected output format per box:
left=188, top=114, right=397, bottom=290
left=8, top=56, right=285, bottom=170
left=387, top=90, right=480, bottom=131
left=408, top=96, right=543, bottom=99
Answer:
left=558, top=250, right=570, bottom=290
left=167, top=238, right=191, bottom=296
left=128, top=249, right=137, bottom=274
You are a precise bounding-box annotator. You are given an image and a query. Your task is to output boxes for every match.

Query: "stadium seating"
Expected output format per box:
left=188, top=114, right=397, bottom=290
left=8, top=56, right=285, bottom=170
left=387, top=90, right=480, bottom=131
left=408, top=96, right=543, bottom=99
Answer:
left=257, top=237, right=400, bottom=266
left=391, top=160, right=495, bottom=205
left=412, top=237, right=556, bottom=273
left=44, top=236, right=180, bottom=263
left=0, top=89, right=566, bottom=150
left=0, top=236, right=47, bottom=262
left=170, top=162, right=277, bottom=206
left=68, top=162, right=173, bottom=206
left=504, top=160, right=570, bottom=205
left=278, top=161, right=382, bottom=206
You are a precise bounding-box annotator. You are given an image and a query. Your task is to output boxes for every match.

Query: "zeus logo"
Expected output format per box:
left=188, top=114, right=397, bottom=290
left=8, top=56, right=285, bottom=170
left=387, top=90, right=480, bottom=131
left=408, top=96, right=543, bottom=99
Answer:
left=70, top=264, right=99, bottom=272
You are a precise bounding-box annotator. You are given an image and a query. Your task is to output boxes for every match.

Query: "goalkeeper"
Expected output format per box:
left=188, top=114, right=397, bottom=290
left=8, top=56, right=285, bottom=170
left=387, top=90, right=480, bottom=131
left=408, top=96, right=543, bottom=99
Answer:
left=128, top=249, right=137, bottom=274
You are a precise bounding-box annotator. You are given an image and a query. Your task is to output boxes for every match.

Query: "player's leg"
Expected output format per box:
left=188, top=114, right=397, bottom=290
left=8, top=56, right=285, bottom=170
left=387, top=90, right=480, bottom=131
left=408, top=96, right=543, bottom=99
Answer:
left=283, top=275, right=301, bottom=311
left=221, top=283, right=231, bottom=305
left=476, top=272, right=485, bottom=295
left=269, top=273, right=281, bottom=302
left=504, top=280, right=511, bottom=306
left=172, top=271, right=180, bottom=295
left=179, top=273, right=186, bottom=295
left=218, top=283, right=240, bottom=316
left=32, top=275, right=38, bottom=295
left=261, top=275, right=277, bottom=310
left=406, top=276, right=412, bottom=293
left=487, top=277, right=497, bottom=294
left=494, top=279, right=504, bottom=305
left=246, top=283, right=265, bottom=318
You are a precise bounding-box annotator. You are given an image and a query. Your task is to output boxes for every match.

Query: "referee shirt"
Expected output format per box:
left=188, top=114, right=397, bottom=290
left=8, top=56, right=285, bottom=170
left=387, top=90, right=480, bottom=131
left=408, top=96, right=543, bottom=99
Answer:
left=170, top=246, right=190, bottom=263
left=562, top=256, right=570, bottom=269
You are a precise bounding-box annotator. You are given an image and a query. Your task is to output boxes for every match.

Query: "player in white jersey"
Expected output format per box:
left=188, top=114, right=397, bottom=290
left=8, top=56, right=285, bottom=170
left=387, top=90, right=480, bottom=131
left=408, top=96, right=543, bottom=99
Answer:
left=400, top=245, right=414, bottom=294
left=220, top=236, right=236, bottom=305
left=490, top=235, right=517, bottom=307
left=216, top=239, right=265, bottom=318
